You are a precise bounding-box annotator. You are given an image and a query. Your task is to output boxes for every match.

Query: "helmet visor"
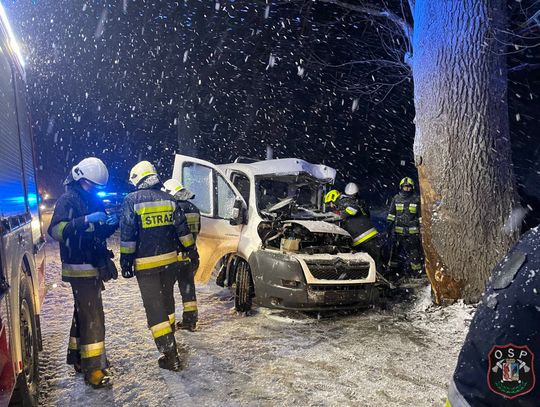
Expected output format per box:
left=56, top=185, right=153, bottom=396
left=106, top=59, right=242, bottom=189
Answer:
left=87, top=179, right=107, bottom=190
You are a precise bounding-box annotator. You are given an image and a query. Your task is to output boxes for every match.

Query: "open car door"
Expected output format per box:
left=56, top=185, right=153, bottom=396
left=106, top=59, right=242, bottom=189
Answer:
left=172, top=154, right=246, bottom=284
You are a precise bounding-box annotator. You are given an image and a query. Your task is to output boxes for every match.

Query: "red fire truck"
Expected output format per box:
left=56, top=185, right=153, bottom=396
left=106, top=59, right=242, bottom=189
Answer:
left=0, top=4, right=45, bottom=406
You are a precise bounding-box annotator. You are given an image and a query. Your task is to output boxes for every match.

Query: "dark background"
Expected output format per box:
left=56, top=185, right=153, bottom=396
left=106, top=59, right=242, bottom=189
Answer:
left=4, top=0, right=539, bottom=208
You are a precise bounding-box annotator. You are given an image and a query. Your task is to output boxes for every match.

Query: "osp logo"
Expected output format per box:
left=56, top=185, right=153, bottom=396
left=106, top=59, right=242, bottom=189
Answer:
left=487, top=344, right=535, bottom=399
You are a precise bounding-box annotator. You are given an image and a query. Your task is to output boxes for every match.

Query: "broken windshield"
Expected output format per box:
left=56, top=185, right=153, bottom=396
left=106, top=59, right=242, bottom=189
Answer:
left=255, top=173, right=328, bottom=216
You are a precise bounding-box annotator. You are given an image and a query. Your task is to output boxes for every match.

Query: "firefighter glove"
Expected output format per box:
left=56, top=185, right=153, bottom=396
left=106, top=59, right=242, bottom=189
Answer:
left=106, top=214, right=119, bottom=226
left=99, top=257, right=118, bottom=282
left=86, top=211, right=107, bottom=224
left=120, top=255, right=135, bottom=278
left=121, top=267, right=134, bottom=279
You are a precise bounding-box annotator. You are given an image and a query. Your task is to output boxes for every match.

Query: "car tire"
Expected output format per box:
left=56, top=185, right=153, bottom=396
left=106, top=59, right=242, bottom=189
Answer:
left=10, top=272, right=39, bottom=407
left=234, top=261, right=253, bottom=312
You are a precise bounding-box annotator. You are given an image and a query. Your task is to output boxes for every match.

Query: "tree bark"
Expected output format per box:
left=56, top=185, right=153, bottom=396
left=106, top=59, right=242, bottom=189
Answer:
left=411, top=0, right=517, bottom=303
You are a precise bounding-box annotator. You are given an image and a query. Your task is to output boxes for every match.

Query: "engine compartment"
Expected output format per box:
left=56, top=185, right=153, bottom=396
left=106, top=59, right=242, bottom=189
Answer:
left=258, top=220, right=352, bottom=255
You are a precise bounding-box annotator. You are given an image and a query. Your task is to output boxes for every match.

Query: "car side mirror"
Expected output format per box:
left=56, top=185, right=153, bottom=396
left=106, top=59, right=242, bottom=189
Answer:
left=230, top=198, right=247, bottom=226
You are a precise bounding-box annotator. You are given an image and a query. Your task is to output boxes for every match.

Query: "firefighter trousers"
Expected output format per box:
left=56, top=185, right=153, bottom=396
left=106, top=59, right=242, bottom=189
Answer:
left=176, top=259, right=198, bottom=324
left=389, top=234, right=423, bottom=275
left=136, top=267, right=177, bottom=354
left=67, top=279, right=107, bottom=372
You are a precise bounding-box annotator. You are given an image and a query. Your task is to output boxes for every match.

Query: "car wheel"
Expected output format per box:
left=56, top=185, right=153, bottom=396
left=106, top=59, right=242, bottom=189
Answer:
left=234, top=261, right=253, bottom=312
left=10, top=273, right=39, bottom=407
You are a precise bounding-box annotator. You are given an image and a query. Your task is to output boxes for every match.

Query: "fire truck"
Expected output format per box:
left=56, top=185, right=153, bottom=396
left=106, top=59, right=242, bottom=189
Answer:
left=0, top=4, right=45, bottom=406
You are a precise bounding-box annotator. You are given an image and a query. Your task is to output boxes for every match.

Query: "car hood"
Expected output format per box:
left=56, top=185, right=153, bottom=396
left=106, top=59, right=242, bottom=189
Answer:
left=284, top=220, right=350, bottom=236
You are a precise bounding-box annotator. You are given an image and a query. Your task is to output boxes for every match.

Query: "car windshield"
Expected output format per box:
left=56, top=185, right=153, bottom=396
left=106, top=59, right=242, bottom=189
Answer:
left=255, top=174, right=328, bottom=216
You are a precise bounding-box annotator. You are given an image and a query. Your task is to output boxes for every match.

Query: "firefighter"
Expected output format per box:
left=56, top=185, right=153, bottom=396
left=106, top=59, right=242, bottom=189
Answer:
left=325, top=184, right=381, bottom=267
left=385, top=177, right=423, bottom=277
left=446, top=228, right=540, bottom=406
left=48, top=157, right=118, bottom=389
left=163, top=179, right=201, bottom=332
left=120, top=161, right=197, bottom=371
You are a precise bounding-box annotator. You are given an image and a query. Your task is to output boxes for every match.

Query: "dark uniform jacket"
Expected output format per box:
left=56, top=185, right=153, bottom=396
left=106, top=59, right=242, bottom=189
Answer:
left=48, top=183, right=117, bottom=282
left=120, top=184, right=196, bottom=274
left=336, top=195, right=378, bottom=246
left=173, top=190, right=201, bottom=241
left=386, top=191, right=421, bottom=235
left=174, top=194, right=201, bottom=265
left=448, top=228, right=540, bottom=406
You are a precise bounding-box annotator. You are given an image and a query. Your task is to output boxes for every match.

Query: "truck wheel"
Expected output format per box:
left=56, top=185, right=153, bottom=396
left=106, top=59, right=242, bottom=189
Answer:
left=234, top=261, right=253, bottom=313
left=10, top=273, right=39, bottom=406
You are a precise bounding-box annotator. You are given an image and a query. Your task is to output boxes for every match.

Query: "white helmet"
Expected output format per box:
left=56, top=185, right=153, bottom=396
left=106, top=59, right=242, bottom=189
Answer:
left=129, top=161, right=157, bottom=187
left=72, top=157, right=109, bottom=187
left=344, top=182, right=359, bottom=196
left=162, top=179, right=184, bottom=195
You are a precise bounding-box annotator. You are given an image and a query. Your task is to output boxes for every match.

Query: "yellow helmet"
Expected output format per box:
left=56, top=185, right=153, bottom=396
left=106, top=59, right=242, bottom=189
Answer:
left=324, top=189, right=341, bottom=204
left=162, top=179, right=184, bottom=195
left=129, top=161, right=157, bottom=187
left=399, top=177, right=415, bottom=189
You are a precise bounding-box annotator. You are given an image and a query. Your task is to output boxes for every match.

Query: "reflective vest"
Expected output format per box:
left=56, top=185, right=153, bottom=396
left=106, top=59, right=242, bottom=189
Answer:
left=120, top=186, right=195, bottom=274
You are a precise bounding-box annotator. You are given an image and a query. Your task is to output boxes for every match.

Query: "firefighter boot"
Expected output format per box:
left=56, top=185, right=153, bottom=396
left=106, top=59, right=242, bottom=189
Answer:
left=158, top=349, right=183, bottom=372
left=177, top=320, right=196, bottom=332
left=84, top=369, right=113, bottom=389
left=177, top=311, right=197, bottom=332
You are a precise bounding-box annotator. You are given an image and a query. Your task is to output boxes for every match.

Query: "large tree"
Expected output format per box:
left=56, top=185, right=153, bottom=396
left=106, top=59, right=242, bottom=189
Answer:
left=318, top=0, right=527, bottom=303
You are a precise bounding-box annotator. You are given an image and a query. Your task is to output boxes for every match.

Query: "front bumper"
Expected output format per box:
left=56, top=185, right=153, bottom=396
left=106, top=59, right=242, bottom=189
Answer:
left=249, top=250, right=379, bottom=311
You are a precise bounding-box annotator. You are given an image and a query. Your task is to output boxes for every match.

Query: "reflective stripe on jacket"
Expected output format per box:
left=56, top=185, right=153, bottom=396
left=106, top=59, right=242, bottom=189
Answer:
left=337, top=195, right=378, bottom=245
left=120, top=185, right=196, bottom=274
left=175, top=199, right=201, bottom=240
left=387, top=191, right=421, bottom=234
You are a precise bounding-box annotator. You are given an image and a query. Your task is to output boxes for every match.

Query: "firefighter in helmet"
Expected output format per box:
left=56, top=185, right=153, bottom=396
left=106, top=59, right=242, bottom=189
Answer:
left=386, top=177, right=423, bottom=277
left=48, top=157, right=118, bottom=388
left=325, top=183, right=381, bottom=267
left=163, top=179, right=201, bottom=332
left=120, top=161, right=197, bottom=371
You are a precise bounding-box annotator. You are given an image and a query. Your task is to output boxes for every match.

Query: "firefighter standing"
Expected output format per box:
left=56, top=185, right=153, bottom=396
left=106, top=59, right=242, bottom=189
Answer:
left=48, top=157, right=118, bottom=388
left=163, top=179, right=201, bottom=332
left=385, top=177, right=423, bottom=276
left=120, top=161, right=197, bottom=371
left=325, top=183, right=381, bottom=267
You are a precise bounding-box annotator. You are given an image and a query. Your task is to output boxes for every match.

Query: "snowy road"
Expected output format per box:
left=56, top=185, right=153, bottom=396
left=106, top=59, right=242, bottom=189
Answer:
left=38, top=236, right=472, bottom=406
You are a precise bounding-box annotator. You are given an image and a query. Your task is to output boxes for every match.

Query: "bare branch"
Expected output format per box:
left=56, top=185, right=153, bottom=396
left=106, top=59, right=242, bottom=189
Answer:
left=310, top=58, right=407, bottom=69
left=317, top=0, right=413, bottom=41
left=508, top=62, right=540, bottom=73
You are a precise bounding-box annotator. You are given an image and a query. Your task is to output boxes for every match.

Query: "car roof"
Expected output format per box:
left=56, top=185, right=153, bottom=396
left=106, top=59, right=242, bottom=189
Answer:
left=218, top=158, right=336, bottom=182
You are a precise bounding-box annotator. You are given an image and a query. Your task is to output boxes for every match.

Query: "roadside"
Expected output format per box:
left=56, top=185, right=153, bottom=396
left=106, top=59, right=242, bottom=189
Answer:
left=38, top=236, right=471, bottom=406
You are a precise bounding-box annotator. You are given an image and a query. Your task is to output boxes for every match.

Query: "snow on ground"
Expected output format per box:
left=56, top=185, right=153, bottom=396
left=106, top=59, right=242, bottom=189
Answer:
left=39, top=236, right=474, bottom=406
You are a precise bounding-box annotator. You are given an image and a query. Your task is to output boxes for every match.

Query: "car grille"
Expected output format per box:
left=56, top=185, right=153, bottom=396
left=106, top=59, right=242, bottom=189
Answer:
left=304, top=258, right=370, bottom=281
left=309, top=284, right=363, bottom=291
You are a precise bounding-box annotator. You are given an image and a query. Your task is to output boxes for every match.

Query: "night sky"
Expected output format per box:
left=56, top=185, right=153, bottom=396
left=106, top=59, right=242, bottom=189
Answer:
left=3, top=0, right=540, bottom=208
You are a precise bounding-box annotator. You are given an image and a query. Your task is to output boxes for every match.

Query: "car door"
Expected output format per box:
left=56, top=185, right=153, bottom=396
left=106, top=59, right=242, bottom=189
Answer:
left=172, top=155, right=246, bottom=284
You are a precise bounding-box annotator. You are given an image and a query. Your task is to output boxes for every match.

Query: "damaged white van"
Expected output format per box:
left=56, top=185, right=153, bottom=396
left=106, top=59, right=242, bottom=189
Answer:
left=172, top=155, right=379, bottom=312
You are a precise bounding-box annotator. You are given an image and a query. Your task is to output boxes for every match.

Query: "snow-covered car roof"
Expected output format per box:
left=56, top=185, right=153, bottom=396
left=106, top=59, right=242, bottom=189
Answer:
left=219, top=158, right=336, bottom=182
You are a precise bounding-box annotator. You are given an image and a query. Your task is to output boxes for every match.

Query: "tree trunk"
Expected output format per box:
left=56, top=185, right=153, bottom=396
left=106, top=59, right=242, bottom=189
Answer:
left=411, top=0, right=517, bottom=303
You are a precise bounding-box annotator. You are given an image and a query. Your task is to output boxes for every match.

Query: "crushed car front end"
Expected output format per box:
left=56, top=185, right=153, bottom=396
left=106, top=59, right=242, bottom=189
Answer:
left=249, top=250, right=378, bottom=310
left=251, top=219, right=379, bottom=311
